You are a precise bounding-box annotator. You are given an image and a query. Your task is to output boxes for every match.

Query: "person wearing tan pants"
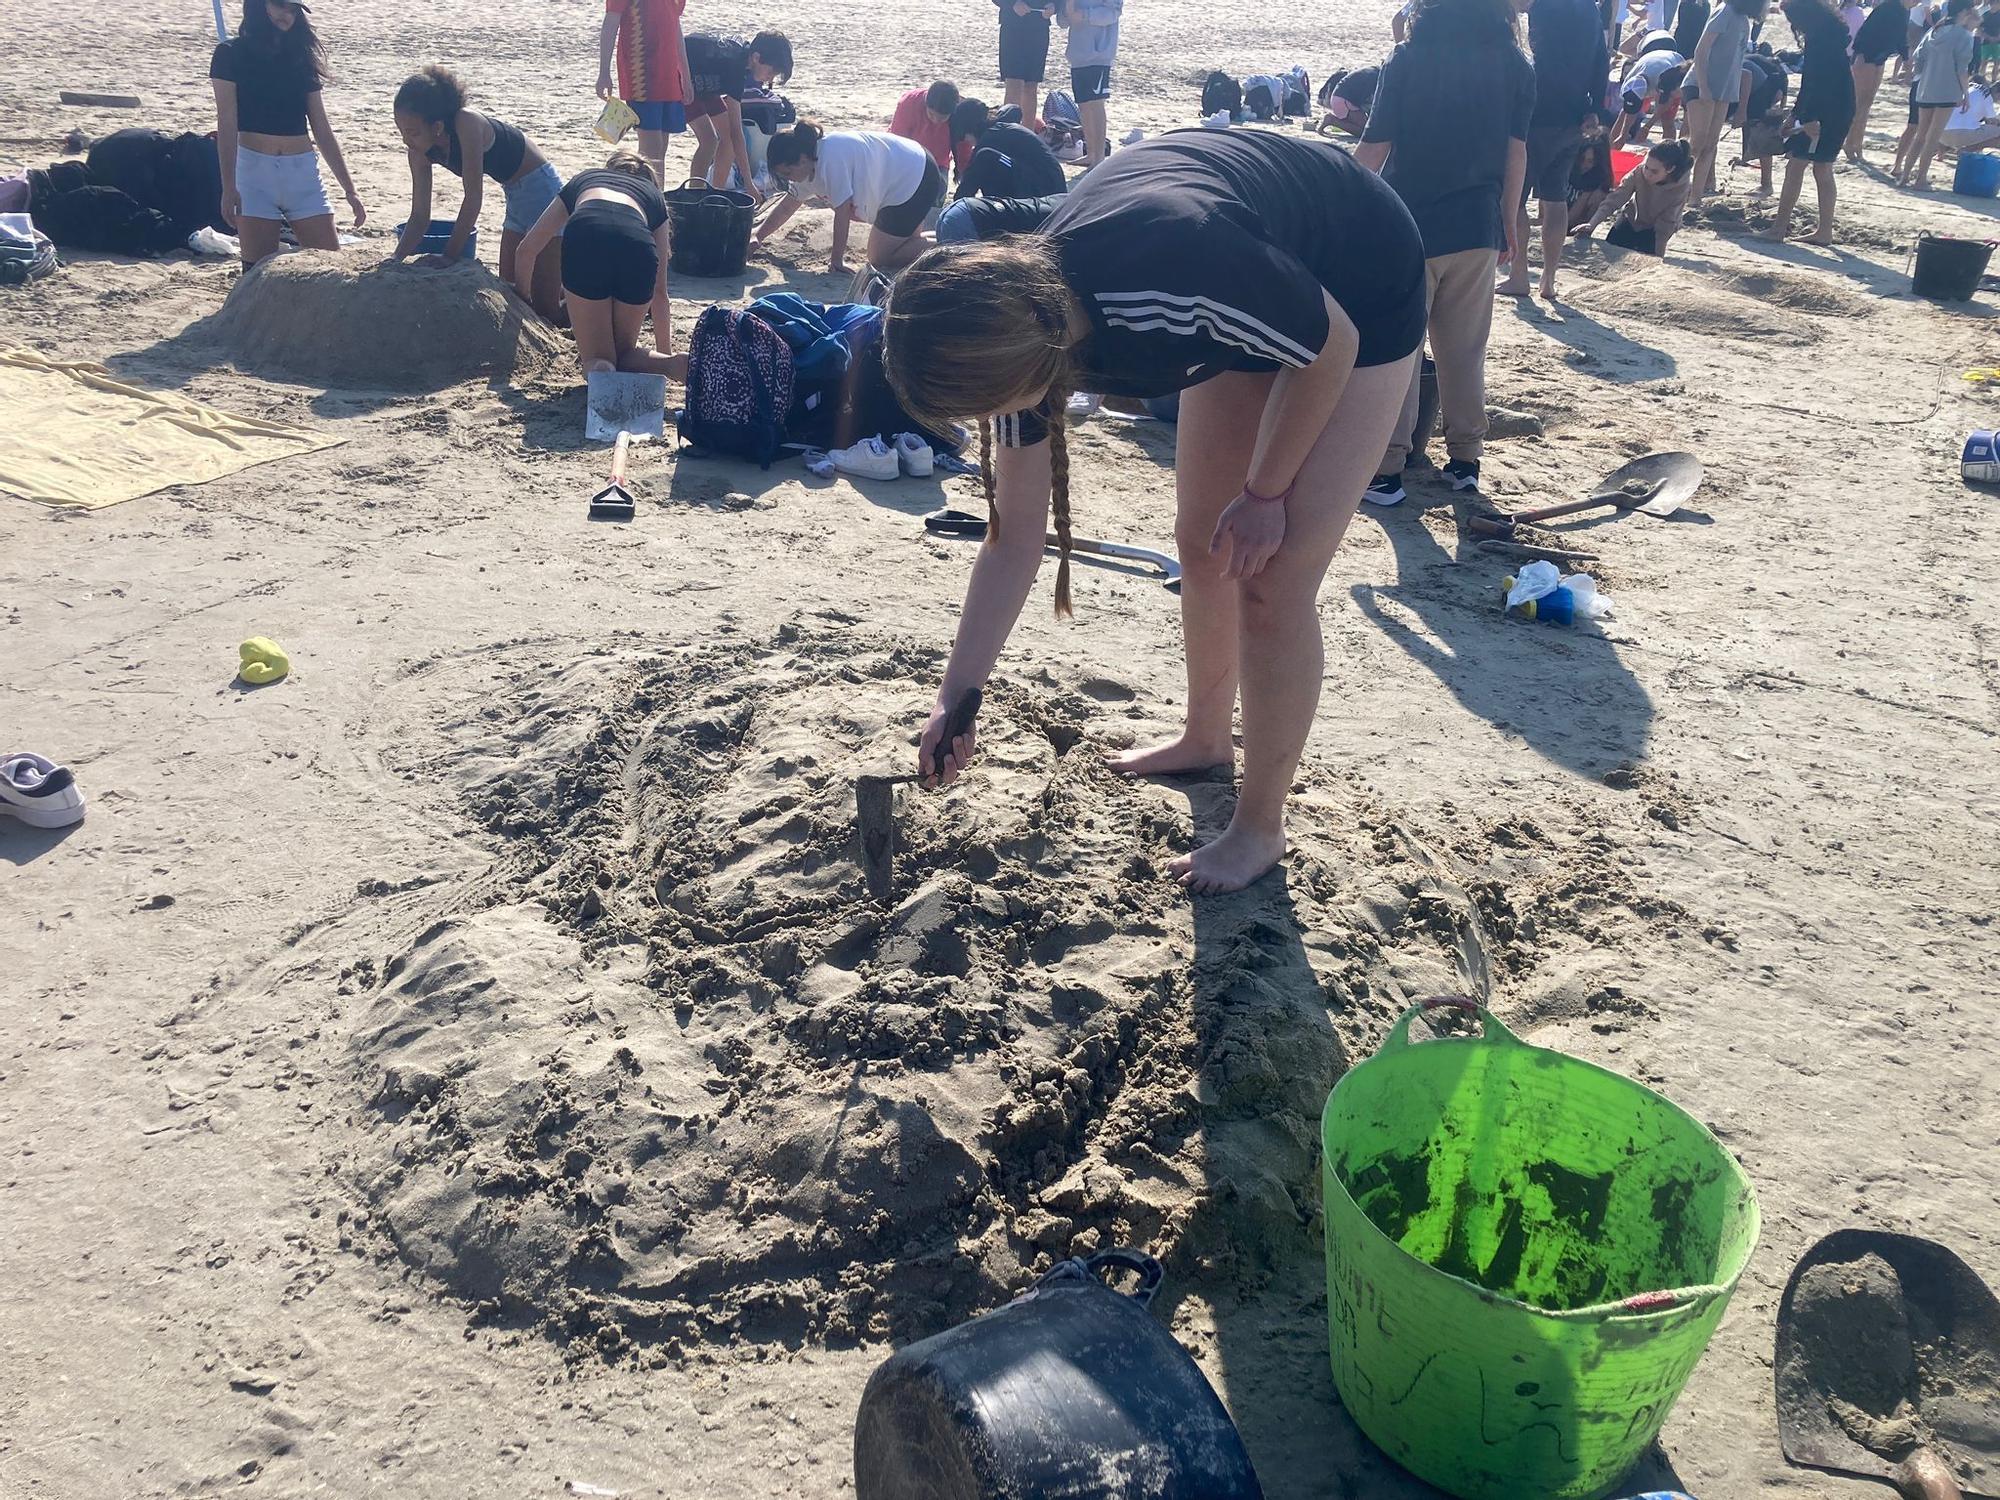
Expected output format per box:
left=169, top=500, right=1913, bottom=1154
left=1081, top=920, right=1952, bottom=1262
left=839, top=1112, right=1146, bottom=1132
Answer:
left=1354, top=0, right=1534, bottom=502
left=1377, top=248, right=1502, bottom=483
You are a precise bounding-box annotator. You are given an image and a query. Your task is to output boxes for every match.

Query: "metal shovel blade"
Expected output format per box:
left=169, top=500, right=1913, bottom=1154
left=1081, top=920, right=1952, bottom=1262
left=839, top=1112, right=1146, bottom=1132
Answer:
left=585, top=370, right=666, bottom=442
left=1775, top=1229, right=2000, bottom=1498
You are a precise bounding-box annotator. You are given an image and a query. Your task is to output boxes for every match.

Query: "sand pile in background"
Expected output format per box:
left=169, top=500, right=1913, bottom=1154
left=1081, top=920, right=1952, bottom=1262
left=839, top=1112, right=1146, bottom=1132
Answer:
left=204, top=247, right=566, bottom=390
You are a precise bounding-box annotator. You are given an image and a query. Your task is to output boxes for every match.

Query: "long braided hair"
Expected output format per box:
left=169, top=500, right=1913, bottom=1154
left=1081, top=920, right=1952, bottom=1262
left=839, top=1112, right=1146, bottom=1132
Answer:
left=885, top=240, right=1080, bottom=615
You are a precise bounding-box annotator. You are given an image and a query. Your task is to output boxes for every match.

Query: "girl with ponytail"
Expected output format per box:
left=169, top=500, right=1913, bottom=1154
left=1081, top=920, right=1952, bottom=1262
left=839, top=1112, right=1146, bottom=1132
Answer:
left=883, top=130, right=1427, bottom=894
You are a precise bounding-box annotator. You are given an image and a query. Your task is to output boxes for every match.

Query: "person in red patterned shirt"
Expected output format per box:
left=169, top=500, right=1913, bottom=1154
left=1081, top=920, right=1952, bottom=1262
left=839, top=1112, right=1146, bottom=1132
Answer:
left=596, top=0, right=689, bottom=186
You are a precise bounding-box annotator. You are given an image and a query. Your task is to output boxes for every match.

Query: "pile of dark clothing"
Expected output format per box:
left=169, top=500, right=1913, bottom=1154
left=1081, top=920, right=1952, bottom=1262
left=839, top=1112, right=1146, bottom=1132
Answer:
left=20, top=128, right=227, bottom=258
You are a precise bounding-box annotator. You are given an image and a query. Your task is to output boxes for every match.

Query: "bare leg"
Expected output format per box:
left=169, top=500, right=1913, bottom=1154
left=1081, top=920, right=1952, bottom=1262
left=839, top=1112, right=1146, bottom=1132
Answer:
left=570, top=294, right=618, bottom=376
left=236, top=215, right=284, bottom=268
left=1080, top=98, right=1109, bottom=165
left=637, top=128, right=669, bottom=189
left=1538, top=195, right=1567, bottom=301
left=289, top=212, right=339, bottom=251
left=499, top=228, right=520, bottom=284
left=1109, top=370, right=1265, bottom=778
left=689, top=114, right=721, bottom=184
left=1913, top=107, right=1951, bottom=187
left=1892, top=113, right=1923, bottom=179
left=1686, top=98, right=1725, bottom=199
left=1846, top=61, right=1882, bottom=159
left=1497, top=190, right=1533, bottom=295
left=1761, top=157, right=1808, bottom=238
left=1171, top=354, right=1419, bottom=894
left=1802, top=161, right=1837, bottom=243
left=866, top=224, right=929, bottom=273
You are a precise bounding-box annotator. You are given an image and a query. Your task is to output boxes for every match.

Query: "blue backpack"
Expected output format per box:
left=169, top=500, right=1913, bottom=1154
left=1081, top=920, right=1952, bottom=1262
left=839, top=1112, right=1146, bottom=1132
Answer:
left=677, top=306, right=795, bottom=468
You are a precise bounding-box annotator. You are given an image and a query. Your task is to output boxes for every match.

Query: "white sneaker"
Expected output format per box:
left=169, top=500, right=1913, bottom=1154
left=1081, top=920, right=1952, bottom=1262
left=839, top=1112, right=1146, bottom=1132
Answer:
left=1066, top=391, right=1103, bottom=421
left=1056, top=140, right=1087, bottom=163
left=0, top=752, right=85, bottom=828
left=893, top=432, right=934, bottom=477
left=832, top=436, right=900, bottom=481
left=1122, top=127, right=1145, bottom=145
left=1202, top=110, right=1232, bottom=130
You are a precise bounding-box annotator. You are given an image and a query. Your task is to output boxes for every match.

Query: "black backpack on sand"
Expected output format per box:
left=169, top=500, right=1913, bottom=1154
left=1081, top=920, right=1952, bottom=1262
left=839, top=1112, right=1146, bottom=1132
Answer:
left=1200, top=71, right=1242, bottom=117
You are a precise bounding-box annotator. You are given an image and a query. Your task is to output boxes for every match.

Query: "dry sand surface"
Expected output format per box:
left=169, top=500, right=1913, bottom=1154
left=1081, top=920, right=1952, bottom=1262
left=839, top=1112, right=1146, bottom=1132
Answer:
left=4, top=0, right=2000, bottom=1495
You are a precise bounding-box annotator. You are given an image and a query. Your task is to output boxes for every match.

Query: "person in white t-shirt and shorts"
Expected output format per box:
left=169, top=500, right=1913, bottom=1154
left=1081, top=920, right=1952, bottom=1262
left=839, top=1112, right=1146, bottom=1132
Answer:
left=753, top=122, right=946, bottom=277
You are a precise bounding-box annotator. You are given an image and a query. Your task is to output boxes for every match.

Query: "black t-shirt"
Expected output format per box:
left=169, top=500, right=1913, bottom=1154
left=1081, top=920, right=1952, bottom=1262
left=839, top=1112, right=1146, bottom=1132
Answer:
left=1363, top=32, right=1536, bottom=257
left=1852, top=0, right=1909, bottom=59
left=999, top=130, right=1424, bottom=446
left=953, top=192, right=1065, bottom=238
left=955, top=121, right=1069, bottom=199
left=684, top=34, right=751, bottom=99
left=1744, top=53, right=1789, bottom=117
left=1792, top=5, right=1857, bottom=122
left=559, top=169, right=669, bottom=228
left=209, top=38, right=318, bottom=136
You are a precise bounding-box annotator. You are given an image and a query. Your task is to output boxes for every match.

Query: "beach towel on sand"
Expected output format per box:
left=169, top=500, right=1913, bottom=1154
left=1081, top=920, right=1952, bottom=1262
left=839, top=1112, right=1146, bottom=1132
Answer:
left=0, top=348, right=343, bottom=510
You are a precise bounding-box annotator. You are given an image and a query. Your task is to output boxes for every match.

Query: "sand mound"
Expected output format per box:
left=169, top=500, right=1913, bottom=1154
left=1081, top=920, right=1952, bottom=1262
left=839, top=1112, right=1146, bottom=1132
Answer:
left=335, top=625, right=1520, bottom=1355
left=205, top=246, right=567, bottom=391
left=1569, top=271, right=1819, bottom=345
left=1712, top=267, right=1874, bottom=318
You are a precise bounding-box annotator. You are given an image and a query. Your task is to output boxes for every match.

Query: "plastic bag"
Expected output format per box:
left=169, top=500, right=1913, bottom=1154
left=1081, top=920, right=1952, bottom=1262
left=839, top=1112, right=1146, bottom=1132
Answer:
left=1504, top=559, right=1615, bottom=621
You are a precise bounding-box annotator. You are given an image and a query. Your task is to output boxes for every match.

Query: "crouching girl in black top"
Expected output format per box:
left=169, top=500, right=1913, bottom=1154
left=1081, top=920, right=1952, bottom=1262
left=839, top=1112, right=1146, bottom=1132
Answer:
left=210, top=0, right=364, bottom=267
left=514, top=154, right=675, bottom=378
left=391, top=66, right=566, bottom=323
left=882, top=129, right=1425, bottom=894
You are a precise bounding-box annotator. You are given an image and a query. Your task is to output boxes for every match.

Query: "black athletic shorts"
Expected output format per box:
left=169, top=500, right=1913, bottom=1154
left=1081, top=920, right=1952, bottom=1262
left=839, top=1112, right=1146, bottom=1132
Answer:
left=561, top=201, right=658, bottom=304
left=874, top=157, right=946, bottom=236
left=1071, top=64, right=1113, bottom=103
left=999, top=18, right=1050, bottom=83
left=1527, top=123, right=1584, bottom=201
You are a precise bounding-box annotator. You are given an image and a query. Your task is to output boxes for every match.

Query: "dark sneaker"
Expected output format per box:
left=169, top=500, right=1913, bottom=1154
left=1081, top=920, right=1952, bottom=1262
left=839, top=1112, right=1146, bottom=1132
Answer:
left=1444, top=460, right=1481, bottom=492
left=1362, top=474, right=1406, bottom=507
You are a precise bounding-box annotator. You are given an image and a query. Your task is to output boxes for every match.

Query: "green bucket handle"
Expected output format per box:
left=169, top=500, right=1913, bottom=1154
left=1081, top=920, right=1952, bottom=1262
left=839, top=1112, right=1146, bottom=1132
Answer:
left=1381, top=995, right=1525, bottom=1052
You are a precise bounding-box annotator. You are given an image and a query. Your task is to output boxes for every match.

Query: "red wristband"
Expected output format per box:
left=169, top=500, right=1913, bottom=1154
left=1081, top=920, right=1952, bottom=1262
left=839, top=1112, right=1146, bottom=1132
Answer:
left=1242, top=480, right=1294, bottom=504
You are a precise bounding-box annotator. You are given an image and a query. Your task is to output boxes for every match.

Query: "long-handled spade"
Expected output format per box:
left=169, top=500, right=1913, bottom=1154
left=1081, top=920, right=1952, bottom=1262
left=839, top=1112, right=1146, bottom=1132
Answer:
left=1466, top=451, right=1703, bottom=542
left=855, top=689, right=982, bottom=901
left=589, top=430, right=638, bottom=520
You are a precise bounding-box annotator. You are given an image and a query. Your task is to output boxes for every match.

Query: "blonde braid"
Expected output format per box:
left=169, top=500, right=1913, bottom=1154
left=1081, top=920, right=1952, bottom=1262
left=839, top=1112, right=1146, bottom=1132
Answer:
left=1047, top=387, right=1073, bottom=619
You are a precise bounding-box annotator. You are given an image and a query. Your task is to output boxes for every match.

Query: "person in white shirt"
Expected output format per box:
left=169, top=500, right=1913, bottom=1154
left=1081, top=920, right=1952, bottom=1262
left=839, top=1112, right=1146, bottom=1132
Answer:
left=752, top=122, right=946, bottom=276
left=1942, top=79, right=2000, bottom=144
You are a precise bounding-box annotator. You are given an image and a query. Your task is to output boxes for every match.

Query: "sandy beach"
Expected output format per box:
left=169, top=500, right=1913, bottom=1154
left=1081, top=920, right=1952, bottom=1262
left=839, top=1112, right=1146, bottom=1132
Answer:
left=3, top=0, right=2000, bottom=1494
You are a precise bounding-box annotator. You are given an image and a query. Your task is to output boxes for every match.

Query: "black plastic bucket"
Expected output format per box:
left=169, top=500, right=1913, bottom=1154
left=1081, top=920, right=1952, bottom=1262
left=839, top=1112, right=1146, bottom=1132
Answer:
left=853, top=1249, right=1264, bottom=1500
left=1911, top=232, right=1995, bottom=302
left=665, top=180, right=756, bottom=278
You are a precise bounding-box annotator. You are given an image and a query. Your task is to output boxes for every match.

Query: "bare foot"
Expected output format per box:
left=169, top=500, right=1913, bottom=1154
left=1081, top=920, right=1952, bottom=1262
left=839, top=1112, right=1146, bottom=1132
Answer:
left=1800, top=231, right=1835, bottom=246
left=1168, top=822, right=1285, bottom=895
left=1496, top=278, right=1532, bottom=298
left=1537, top=278, right=1559, bottom=303
left=1757, top=225, right=1789, bottom=242
left=1107, top=735, right=1233, bottom=778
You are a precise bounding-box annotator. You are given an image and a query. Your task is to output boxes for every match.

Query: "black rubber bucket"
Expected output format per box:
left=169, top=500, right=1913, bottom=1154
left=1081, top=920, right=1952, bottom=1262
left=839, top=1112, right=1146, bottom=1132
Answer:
left=853, top=1249, right=1264, bottom=1500
left=1911, top=232, right=1995, bottom=302
left=665, top=180, right=756, bottom=278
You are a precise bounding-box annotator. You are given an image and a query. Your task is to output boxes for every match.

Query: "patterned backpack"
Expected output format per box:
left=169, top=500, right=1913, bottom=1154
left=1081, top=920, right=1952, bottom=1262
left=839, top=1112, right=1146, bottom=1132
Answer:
left=677, top=306, right=796, bottom=468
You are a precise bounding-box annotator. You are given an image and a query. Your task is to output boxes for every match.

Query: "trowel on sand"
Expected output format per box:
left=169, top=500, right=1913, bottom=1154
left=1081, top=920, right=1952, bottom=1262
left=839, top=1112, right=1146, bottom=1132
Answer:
left=1775, top=1228, right=2000, bottom=1500
left=585, top=369, right=666, bottom=442
left=856, top=689, right=981, bottom=901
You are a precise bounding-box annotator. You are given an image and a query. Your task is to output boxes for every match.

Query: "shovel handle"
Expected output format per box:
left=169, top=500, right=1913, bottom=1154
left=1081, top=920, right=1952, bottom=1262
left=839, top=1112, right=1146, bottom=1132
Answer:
left=1509, top=488, right=1636, bottom=525
left=609, top=429, right=631, bottom=485
left=931, top=688, right=983, bottom=778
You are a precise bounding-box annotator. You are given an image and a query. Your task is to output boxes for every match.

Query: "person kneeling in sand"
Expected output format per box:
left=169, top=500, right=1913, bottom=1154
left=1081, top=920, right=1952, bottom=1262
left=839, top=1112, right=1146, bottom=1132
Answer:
left=390, top=66, right=565, bottom=323
left=514, top=154, right=674, bottom=377
left=1571, top=138, right=1693, bottom=252
left=751, top=122, right=946, bottom=278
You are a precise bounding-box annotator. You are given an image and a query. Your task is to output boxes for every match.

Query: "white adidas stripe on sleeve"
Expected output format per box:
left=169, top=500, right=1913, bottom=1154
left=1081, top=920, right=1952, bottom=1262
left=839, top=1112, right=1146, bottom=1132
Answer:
left=1094, top=289, right=1320, bottom=367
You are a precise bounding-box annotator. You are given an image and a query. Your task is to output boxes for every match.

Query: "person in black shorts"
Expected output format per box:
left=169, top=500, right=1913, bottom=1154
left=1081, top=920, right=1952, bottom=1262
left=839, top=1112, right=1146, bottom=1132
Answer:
left=1058, top=0, right=1123, bottom=165
left=1846, top=0, right=1910, bottom=157
left=683, top=31, right=793, bottom=199
left=995, top=0, right=1056, bottom=130
left=1503, top=0, right=1611, bottom=300
left=881, top=130, right=1425, bottom=895
left=514, top=153, right=675, bottom=378
left=1763, top=0, right=1854, bottom=241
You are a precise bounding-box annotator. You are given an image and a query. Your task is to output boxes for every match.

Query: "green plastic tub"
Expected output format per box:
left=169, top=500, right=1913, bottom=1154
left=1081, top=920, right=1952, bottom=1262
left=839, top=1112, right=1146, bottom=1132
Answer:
left=1321, top=999, right=1759, bottom=1500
